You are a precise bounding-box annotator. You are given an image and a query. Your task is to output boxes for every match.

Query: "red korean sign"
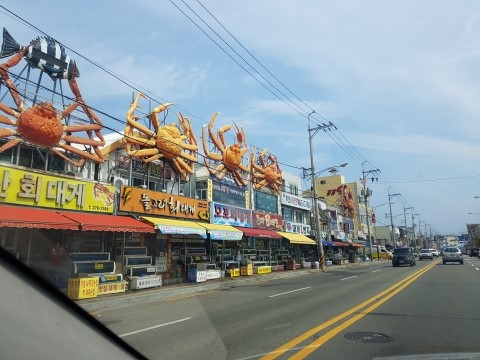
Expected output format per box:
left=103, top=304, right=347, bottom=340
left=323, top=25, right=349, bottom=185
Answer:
left=253, top=211, right=283, bottom=231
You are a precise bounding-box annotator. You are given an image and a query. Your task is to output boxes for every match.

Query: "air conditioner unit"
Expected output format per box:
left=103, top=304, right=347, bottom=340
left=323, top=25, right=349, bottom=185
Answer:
left=112, top=176, right=129, bottom=191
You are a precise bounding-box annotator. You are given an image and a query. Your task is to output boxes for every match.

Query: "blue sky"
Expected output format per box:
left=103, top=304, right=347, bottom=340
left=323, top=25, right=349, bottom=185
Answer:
left=1, top=0, right=480, bottom=235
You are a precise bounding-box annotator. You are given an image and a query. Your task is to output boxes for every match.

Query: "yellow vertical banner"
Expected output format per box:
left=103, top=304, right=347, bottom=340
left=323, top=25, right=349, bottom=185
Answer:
left=207, top=179, right=213, bottom=202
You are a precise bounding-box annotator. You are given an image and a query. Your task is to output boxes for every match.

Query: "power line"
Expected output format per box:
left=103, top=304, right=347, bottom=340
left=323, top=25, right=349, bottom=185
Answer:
left=0, top=4, right=421, bottom=211
left=390, top=174, right=480, bottom=184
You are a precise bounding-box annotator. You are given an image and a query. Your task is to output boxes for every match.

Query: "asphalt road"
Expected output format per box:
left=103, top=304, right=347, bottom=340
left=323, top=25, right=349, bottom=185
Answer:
left=96, top=256, right=480, bottom=360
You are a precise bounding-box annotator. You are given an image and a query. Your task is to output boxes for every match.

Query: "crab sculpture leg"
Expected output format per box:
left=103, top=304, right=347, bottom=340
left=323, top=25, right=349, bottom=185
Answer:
left=171, top=113, right=198, bottom=174
left=124, top=92, right=162, bottom=153
left=0, top=47, right=29, bottom=111
left=67, top=72, right=105, bottom=159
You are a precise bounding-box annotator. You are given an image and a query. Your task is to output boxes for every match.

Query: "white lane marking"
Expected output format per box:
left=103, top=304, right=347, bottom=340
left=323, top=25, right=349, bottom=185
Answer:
left=371, top=269, right=381, bottom=273
left=263, top=322, right=293, bottom=331
left=340, top=275, right=358, bottom=281
left=119, top=317, right=192, bottom=338
left=475, top=268, right=479, bottom=271
left=268, top=286, right=312, bottom=298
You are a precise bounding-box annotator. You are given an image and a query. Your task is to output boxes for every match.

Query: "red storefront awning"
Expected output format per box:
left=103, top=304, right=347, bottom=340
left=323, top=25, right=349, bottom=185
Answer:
left=350, top=243, right=366, bottom=247
left=0, top=205, right=79, bottom=230
left=332, top=241, right=348, bottom=247
left=235, top=226, right=282, bottom=239
left=58, top=212, right=155, bottom=233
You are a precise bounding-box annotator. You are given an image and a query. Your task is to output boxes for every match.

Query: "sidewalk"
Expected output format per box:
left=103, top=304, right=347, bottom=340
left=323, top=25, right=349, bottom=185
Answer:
left=79, top=260, right=382, bottom=313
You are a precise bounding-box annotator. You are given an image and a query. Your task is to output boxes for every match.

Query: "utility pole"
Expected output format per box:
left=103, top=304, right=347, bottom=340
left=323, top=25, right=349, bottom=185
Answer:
left=388, top=187, right=401, bottom=245
left=361, top=162, right=379, bottom=262
left=403, top=205, right=413, bottom=246
left=307, top=111, right=337, bottom=271
left=412, top=213, right=419, bottom=248
left=426, top=223, right=431, bottom=247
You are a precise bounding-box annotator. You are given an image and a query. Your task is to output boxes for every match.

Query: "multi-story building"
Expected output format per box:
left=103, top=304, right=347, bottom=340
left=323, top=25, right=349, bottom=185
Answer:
left=312, top=173, right=373, bottom=245
left=280, top=171, right=311, bottom=236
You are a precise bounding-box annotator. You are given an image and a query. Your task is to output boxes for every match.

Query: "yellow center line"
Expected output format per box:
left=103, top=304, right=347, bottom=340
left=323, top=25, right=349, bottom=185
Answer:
left=260, top=260, right=439, bottom=360
left=289, top=260, right=438, bottom=359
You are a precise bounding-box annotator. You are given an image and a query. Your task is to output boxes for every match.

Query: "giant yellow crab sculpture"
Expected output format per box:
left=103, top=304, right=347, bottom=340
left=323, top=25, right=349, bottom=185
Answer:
left=124, top=93, right=198, bottom=181
left=251, top=147, right=282, bottom=195
left=202, top=112, right=250, bottom=187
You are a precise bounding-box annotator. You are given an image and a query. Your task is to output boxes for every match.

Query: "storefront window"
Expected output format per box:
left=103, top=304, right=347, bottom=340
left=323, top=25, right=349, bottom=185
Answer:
left=212, top=180, right=245, bottom=207
left=0, top=144, right=15, bottom=164
left=295, top=210, right=304, bottom=223
left=47, top=153, right=65, bottom=173
left=283, top=207, right=293, bottom=222
left=18, top=147, right=33, bottom=167
left=255, top=190, right=278, bottom=213
left=32, top=150, right=47, bottom=170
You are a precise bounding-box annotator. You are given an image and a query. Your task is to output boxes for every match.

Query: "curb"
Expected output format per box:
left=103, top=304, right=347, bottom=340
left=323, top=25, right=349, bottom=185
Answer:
left=78, top=261, right=383, bottom=312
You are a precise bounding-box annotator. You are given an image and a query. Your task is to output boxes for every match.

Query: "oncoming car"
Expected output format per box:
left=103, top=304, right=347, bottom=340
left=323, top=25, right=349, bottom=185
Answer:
left=419, top=249, right=433, bottom=260
left=442, top=247, right=464, bottom=265
left=429, top=248, right=439, bottom=257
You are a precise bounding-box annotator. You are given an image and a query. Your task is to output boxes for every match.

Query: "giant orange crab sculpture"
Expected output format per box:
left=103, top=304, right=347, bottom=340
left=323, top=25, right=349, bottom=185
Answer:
left=124, top=92, right=198, bottom=181
left=202, top=112, right=250, bottom=187
left=0, top=28, right=105, bottom=167
left=342, top=187, right=355, bottom=218
left=251, top=147, right=282, bottom=195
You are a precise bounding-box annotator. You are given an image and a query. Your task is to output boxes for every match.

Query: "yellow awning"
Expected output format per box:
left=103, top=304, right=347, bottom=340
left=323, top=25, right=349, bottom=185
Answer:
left=195, top=223, right=243, bottom=241
left=141, top=217, right=207, bottom=238
left=277, top=232, right=317, bottom=245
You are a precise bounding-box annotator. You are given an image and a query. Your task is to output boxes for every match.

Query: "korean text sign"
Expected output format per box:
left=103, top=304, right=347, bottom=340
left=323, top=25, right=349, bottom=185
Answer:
left=0, top=165, right=114, bottom=213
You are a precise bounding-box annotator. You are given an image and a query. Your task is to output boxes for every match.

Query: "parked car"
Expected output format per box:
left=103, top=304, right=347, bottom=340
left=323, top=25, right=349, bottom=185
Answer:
left=442, top=247, right=464, bottom=265
left=469, top=248, right=479, bottom=257
left=429, top=248, right=439, bottom=257
left=392, top=247, right=416, bottom=267
left=419, top=249, right=433, bottom=260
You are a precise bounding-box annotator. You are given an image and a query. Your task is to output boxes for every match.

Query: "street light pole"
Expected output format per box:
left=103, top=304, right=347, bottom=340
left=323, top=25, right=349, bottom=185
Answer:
left=388, top=188, right=401, bottom=245
left=307, top=112, right=337, bottom=271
